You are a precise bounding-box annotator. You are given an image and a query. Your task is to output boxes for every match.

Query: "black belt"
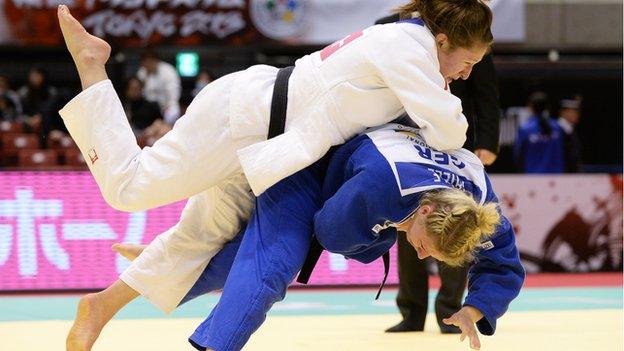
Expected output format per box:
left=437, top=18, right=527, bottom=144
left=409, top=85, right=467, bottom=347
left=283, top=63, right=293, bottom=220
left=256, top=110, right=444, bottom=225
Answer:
left=268, top=66, right=390, bottom=300
left=267, top=66, right=294, bottom=139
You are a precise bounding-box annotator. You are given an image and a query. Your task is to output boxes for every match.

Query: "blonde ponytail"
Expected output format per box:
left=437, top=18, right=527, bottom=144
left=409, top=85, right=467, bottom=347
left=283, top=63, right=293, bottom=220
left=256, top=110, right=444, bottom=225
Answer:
left=420, top=188, right=500, bottom=267
left=476, top=202, right=500, bottom=237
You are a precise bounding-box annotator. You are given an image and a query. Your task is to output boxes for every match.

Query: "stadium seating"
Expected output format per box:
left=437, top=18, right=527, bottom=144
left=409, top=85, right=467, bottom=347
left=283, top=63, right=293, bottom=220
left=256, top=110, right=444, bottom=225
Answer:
left=0, top=120, right=24, bottom=134
left=61, top=148, right=86, bottom=167
left=17, top=149, right=58, bottom=168
left=1, top=133, right=40, bottom=166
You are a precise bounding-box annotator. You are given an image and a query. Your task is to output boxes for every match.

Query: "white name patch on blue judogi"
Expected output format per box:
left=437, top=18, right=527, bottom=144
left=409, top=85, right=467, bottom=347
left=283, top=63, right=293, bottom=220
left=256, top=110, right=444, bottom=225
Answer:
left=365, top=124, right=489, bottom=205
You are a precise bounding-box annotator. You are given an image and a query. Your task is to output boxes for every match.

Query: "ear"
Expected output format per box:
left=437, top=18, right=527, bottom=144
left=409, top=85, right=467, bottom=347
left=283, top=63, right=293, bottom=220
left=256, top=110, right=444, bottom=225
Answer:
left=435, top=33, right=448, bottom=48
left=418, top=204, right=433, bottom=216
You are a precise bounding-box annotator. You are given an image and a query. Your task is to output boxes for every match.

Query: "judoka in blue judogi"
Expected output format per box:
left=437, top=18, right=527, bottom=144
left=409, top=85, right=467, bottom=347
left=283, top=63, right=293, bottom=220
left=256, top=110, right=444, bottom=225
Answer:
left=180, top=124, right=525, bottom=351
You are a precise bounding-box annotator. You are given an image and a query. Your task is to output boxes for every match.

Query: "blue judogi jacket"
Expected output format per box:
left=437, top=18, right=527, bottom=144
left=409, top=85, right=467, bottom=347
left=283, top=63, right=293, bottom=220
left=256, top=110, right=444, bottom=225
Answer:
left=313, top=124, right=525, bottom=336
left=514, top=116, right=565, bottom=173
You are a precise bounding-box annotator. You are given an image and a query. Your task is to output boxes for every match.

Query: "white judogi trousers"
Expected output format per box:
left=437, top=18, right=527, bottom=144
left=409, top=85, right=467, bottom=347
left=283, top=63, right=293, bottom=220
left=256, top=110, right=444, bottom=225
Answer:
left=121, top=175, right=254, bottom=313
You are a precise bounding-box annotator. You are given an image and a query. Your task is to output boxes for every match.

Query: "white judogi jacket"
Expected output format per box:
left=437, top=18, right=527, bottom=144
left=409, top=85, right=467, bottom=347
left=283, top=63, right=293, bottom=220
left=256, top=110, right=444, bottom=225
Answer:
left=233, top=19, right=467, bottom=194
left=60, top=20, right=467, bottom=211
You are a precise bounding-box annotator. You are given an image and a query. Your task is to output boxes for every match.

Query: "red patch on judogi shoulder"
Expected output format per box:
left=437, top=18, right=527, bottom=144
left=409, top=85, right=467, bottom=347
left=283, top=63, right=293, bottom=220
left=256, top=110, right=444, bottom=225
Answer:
left=320, top=30, right=364, bottom=61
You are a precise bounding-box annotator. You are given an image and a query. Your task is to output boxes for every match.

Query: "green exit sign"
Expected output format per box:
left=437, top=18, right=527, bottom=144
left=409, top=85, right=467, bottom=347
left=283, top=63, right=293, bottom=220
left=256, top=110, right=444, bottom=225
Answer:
left=176, top=52, right=199, bottom=77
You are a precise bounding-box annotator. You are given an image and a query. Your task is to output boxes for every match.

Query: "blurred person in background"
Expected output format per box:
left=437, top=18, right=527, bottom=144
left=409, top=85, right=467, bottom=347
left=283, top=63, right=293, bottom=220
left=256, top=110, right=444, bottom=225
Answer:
left=41, top=89, right=73, bottom=148
left=451, top=55, right=500, bottom=167
left=191, top=70, right=213, bottom=98
left=514, top=92, right=564, bottom=173
left=0, top=93, right=19, bottom=122
left=136, top=48, right=181, bottom=125
left=375, top=11, right=502, bottom=335
left=557, top=98, right=582, bottom=172
left=18, top=66, right=57, bottom=132
left=122, top=77, right=162, bottom=133
left=0, top=75, right=22, bottom=120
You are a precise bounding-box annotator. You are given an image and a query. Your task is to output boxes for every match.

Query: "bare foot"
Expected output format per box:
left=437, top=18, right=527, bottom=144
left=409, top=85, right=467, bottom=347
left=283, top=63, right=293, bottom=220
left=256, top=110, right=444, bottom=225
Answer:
left=66, top=294, right=109, bottom=351
left=57, top=5, right=111, bottom=89
left=112, top=243, right=146, bottom=261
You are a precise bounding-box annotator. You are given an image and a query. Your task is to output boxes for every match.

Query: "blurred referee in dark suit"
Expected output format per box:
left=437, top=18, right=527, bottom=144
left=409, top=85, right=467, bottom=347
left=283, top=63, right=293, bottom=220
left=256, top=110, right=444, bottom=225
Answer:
left=375, top=12, right=501, bottom=334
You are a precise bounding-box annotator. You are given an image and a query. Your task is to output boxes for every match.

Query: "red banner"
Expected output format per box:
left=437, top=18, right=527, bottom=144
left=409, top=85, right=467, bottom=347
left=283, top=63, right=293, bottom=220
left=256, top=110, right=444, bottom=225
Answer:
left=1, top=0, right=307, bottom=46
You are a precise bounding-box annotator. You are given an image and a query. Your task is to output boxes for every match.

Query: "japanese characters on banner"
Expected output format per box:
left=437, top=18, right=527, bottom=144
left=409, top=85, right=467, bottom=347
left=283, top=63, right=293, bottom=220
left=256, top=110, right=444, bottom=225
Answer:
left=0, top=171, right=398, bottom=291
left=0, top=172, right=186, bottom=290
left=0, top=172, right=621, bottom=291
left=0, top=0, right=526, bottom=47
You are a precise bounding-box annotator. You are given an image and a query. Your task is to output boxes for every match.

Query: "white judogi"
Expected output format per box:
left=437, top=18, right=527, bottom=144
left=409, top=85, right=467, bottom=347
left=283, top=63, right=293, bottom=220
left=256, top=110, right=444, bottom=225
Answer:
left=60, top=21, right=468, bottom=307
left=60, top=21, right=466, bottom=211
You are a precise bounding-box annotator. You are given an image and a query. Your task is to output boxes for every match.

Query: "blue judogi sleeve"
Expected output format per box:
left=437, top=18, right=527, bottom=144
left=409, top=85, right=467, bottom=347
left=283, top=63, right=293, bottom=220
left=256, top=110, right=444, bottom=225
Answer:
left=463, top=176, right=525, bottom=335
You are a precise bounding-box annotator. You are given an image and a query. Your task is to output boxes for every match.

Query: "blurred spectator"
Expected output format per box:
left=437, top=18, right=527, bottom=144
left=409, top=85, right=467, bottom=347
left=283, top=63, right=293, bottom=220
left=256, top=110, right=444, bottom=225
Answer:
left=191, top=70, right=213, bottom=98
left=514, top=92, right=565, bottom=173
left=123, top=77, right=162, bottom=132
left=136, top=49, right=181, bottom=125
left=41, top=89, right=73, bottom=148
left=450, top=53, right=501, bottom=166
left=18, top=66, right=57, bottom=132
left=0, top=90, right=19, bottom=122
left=557, top=98, right=582, bottom=172
left=0, top=75, right=22, bottom=120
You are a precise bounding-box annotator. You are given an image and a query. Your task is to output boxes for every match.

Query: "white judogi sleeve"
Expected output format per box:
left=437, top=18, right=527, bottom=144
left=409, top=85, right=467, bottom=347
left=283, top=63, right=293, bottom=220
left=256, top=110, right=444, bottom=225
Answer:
left=367, top=24, right=467, bottom=150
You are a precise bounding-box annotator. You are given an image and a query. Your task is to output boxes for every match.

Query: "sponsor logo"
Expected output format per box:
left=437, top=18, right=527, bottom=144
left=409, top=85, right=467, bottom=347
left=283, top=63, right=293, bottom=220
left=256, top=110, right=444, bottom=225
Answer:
left=250, top=0, right=306, bottom=40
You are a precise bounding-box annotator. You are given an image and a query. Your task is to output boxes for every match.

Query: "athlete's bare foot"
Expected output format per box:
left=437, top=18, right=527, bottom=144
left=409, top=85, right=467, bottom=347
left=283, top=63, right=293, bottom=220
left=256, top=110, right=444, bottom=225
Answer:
left=111, top=243, right=146, bottom=261
left=57, top=4, right=111, bottom=89
left=67, top=280, right=139, bottom=351
left=66, top=293, right=109, bottom=351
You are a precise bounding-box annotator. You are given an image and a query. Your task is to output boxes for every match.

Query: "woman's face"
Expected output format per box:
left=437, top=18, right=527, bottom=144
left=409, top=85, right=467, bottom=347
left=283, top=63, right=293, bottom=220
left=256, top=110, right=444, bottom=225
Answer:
left=401, top=205, right=445, bottom=261
left=435, top=34, right=488, bottom=84
left=126, top=79, right=143, bottom=100
left=28, top=70, right=45, bottom=87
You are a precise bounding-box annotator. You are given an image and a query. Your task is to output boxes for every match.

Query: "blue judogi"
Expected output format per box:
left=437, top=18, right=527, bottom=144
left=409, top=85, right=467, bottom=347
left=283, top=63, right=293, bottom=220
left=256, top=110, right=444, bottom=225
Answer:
left=181, top=124, right=525, bottom=350
left=514, top=115, right=565, bottom=173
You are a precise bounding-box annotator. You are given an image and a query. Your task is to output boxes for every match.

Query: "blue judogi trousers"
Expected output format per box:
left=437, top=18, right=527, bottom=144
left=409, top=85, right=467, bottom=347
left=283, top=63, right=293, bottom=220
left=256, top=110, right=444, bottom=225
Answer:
left=178, top=166, right=323, bottom=351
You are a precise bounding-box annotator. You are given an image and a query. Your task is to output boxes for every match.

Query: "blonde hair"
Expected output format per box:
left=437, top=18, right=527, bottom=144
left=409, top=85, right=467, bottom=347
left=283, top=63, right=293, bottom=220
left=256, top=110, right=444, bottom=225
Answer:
left=396, top=0, right=494, bottom=49
left=419, top=188, right=500, bottom=267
